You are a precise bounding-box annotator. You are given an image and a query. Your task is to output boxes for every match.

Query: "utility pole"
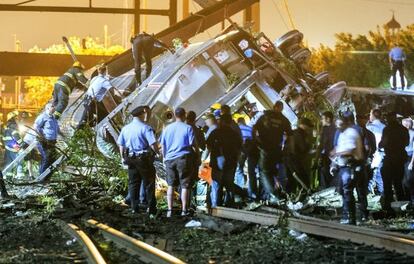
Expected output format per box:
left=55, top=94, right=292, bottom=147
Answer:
left=14, top=34, right=22, bottom=110
left=104, top=25, right=108, bottom=48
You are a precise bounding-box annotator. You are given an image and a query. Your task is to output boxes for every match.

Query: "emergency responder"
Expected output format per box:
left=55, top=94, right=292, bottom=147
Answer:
left=235, top=117, right=258, bottom=200
left=160, top=107, right=198, bottom=217
left=117, top=106, right=158, bottom=215
left=316, top=111, right=337, bottom=189
left=2, top=111, right=23, bottom=178
left=34, top=103, right=60, bottom=175
left=0, top=171, right=9, bottom=199
left=366, top=109, right=385, bottom=195
left=186, top=111, right=206, bottom=208
left=207, top=114, right=244, bottom=207
left=379, top=112, right=409, bottom=215
left=389, top=43, right=406, bottom=90
left=253, top=101, right=292, bottom=205
left=355, top=113, right=376, bottom=221
left=53, top=61, right=88, bottom=119
left=82, top=64, right=121, bottom=125
left=330, top=114, right=364, bottom=225
left=286, top=117, right=314, bottom=193
left=131, top=32, right=172, bottom=87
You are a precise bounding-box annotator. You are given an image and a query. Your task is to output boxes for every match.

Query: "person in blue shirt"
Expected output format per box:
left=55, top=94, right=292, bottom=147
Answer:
left=34, top=103, right=60, bottom=175
left=389, top=44, right=406, bottom=90
left=160, top=107, right=198, bottom=217
left=117, top=105, right=159, bottom=215
left=234, top=117, right=258, bottom=200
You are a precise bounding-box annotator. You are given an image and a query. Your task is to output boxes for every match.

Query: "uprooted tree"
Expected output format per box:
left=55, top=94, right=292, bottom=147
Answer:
left=309, top=24, right=414, bottom=88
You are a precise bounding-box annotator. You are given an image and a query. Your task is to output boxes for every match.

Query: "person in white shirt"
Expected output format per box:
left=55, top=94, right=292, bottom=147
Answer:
left=331, top=114, right=364, bottom=225
left=82, top=65, right=121, bottom=125
left=366, top=109, right=385, bottom=194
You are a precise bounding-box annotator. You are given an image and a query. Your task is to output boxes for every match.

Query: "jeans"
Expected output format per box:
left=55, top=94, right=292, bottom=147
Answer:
left=258, top=148, right=281, bottom=200
left=210, top=157, right=244, bottom=207
left=368, top=164, right=384, bottom=194
left=338, top=166, right=356, bottom=220
left=381, top=157, right=406, bottom=211
left=234, top=149, right=258, bottom=199
left=127, top=155, right=156, bottom=214
left=37, top=141, right=56, bottom=175
left=404, top=158, right=414, bottom=204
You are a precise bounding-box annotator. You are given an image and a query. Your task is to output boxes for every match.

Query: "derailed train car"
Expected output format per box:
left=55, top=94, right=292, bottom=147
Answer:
left=4, top=24, right=346, bottom=182
left=84, top=26, right=344, bottom=157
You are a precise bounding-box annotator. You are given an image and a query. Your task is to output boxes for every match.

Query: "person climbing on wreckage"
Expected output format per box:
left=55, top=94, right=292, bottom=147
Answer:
left=53, top=61, right=88, bottom=119
left=129, top=32, right=174, bottom=93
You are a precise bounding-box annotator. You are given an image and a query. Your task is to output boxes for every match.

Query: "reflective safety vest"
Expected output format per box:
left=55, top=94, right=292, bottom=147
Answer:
left=2, top=123, right=22, bottom=152
left=57, top=66, right=88, bottom=93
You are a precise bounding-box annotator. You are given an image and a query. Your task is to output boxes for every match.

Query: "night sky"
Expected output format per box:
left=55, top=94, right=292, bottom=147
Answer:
left=0, top=0, right=412, bottom=51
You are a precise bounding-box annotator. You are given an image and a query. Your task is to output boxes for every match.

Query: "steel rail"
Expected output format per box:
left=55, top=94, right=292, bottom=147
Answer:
left=56, top=220, right=107, bottom=264
left=198, top=206, right=414, bottom=256
left=86, top=219, right=186, bottom=264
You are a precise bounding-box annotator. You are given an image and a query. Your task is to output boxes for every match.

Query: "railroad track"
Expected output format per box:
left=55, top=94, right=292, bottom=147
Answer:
left=198, top=206, right=414, bottom=257
left=57, top=219, right=185, bottom=264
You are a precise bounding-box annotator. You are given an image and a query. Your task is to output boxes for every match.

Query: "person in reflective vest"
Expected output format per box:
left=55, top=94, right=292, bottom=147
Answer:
left=2, top=115, right=23, bottom=178
left=53, top=61, right=88, bottom=118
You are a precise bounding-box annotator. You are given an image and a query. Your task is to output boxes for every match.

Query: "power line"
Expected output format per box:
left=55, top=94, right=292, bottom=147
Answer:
left=283, top=0, right=296, bottom=29
left=271, top=0, right=290, bottom=30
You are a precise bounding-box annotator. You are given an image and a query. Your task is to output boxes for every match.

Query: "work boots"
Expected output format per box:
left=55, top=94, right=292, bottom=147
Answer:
left=0, top=177, right=9, bottom=199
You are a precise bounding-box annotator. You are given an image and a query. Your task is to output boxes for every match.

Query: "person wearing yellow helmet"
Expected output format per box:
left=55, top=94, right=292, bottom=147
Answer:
left=52, top=61, right=88, bottom=118
left=2, top=111, right=23, bottom=178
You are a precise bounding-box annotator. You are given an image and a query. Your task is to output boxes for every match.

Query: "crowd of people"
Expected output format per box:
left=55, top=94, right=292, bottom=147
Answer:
left=117, top=99, right=414, bottom=224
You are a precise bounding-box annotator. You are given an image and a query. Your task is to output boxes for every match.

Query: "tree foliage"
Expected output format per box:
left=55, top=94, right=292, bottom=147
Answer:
left=309, top=24, right=414, bottom=87
left=24, top=37, right=125, bottom=107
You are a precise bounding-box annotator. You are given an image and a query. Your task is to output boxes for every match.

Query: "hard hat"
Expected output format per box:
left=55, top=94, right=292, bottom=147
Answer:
left=7, top=110, right=18, bottom=121
left=73, top=61, right=85, bottom=69
left=211, top=103, right=221, bottom=110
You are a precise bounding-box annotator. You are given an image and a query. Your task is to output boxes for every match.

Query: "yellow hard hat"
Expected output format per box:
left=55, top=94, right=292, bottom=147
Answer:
left=7, top=110, right=18, bottom=121
left=73, top=61, right=85, bottom=69
left=211, top=103, right=221, bottom=110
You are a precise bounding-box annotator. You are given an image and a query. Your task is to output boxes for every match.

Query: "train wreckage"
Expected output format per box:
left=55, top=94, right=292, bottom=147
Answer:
left=5, top=12, right=414, bottom=192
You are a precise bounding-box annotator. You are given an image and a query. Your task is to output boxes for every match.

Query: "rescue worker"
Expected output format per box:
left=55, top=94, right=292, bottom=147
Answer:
left=355, top=113, right=376, bottom=221
left=207, top=114, right=243, bottom=207
left=379, top=112, right=409, bottom=215
left=286, top=117, right=314, bottom=193
left=330, top=115, right=364, bottom=225
left=0, top=171, right=9, bottom=199
left=186, top=111, right=206, bottom=208
left=253, top=101, right=292, bottom=205
left=403, top=118, right=414, bottom=206
left=366, top=109, right=385, bottom=195
left=117, top=106, right=158, bottom=215
left=53, top=61, right=88, bottom=119
left=389, top=43, right=406, bottom=90
left=235, top=117, right=258, bottom=200
left=2, top=111, right=23, bottom=178
left=131, top=32, right=171, bottom=86
left=160, top=107, right=198, bottom=217
left=34, top=103, right=60, bottom=175
left=82, top=64, right=121, bottom=125
left=316, top=111, right=337, bottom=189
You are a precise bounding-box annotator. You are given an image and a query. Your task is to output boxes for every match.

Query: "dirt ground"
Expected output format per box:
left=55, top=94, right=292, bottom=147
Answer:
left=1, top=196, right=414, bottom=264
